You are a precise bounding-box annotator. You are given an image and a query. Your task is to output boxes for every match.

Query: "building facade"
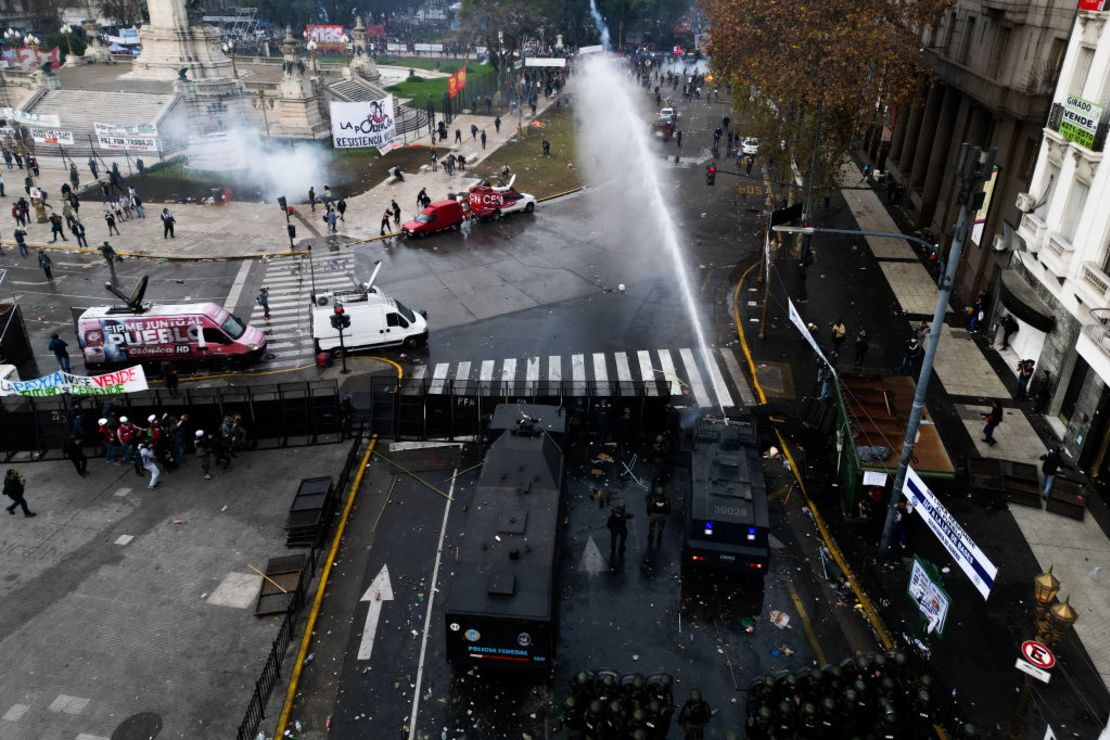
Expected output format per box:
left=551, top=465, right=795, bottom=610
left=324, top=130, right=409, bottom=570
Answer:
left=1014, top=5, right=1110, bottom=480
left=879, top=0, right=1075, bottom=300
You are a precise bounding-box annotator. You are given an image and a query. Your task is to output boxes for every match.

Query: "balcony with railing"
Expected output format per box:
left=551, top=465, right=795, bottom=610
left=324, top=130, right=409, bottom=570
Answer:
left=1018, top=212, right=1048, bottom=252
left=1041, top=231, right=1077, bottom=277
left=1079, top=309, right=1110, bottom=384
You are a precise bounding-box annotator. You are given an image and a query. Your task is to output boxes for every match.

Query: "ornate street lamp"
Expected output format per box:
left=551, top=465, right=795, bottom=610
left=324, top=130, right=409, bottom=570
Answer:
left=1009, top=569, right=1079, bottom=738
left=22, top=33, right=39, bottom=71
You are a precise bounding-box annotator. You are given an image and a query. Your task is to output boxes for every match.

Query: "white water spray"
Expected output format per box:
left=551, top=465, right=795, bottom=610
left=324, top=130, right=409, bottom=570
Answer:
left=577, top=54, right=727, bottom=418
left=588, top=0, right=611, bottom=50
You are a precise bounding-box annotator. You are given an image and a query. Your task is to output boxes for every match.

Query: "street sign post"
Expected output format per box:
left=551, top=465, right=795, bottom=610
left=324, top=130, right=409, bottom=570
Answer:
left=1021, top=640, right=1055, bottom=670
left=1015, top=658, right=1051, bottom=684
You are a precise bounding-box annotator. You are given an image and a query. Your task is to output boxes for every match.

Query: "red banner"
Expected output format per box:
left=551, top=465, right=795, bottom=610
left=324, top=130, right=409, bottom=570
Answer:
left=448, top=73, right=459, bottom=99
left=1079, top=0, right=1108, bottom=9
left=457, top=65, right=467, bottom=89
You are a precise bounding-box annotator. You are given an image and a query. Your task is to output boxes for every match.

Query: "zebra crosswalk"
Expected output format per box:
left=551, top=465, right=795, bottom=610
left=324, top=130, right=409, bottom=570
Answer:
left=250, top=254, right=358, bottom=368
left=410, top=347, right=757, bottom=410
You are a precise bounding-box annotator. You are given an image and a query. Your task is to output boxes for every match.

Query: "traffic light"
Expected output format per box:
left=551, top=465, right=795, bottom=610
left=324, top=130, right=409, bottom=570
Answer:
left=330, top=302, right=351, bottom=331
left=277, top=195, right=287, bottom=211
left=706, top=164, right=716, bottom=186
left=287, top=223, right=296, bottom=239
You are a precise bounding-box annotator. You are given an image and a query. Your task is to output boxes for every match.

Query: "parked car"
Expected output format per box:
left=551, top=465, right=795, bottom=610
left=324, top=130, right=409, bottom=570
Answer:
left=401, top=199, right=466, bottom=238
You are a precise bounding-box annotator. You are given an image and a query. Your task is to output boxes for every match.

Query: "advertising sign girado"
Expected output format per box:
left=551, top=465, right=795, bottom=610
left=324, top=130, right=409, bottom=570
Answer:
left=1059, top=94, right=1103, bottom=149
left=330, top=97, right=397, bottom=150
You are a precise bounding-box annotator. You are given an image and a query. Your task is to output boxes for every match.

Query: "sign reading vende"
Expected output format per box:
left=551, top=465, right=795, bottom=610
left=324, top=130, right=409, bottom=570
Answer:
left=330, top=97, right=397, bottom=150
left=0, top=365, right=148, bottom=397
left=902, top=466, right=999, bottom=599
left=1059, top=95, right=1103, bottom=149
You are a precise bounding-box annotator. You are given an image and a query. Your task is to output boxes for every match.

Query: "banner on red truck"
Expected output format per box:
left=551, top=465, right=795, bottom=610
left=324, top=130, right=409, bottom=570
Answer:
left=305, top=24, right=347, bottom=51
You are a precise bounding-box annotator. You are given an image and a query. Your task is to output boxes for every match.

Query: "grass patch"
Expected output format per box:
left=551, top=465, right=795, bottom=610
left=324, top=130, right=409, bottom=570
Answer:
left=385, top=63, right=496, bottom=108
left=472, top=105, right=582, bottom=200
left=373, top=56, right=478, bottom=74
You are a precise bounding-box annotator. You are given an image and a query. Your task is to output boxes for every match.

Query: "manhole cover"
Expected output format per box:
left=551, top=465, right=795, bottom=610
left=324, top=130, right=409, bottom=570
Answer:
left=112, top=712, right=162, bottom=740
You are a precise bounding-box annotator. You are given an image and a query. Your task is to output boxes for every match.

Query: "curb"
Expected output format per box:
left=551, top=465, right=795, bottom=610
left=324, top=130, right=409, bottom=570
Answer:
left=537, top=185, right=586, bottom=203
left=732, top=263, right=895, bottom=651
left=0, top=239, right=302, bottom=262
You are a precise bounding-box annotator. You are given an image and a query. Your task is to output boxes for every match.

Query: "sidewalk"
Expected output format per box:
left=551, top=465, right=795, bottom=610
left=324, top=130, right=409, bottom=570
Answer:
left=738, top=159, right=1110, bottom=734
left=840, top=163, right=1110, bottom=694
left=0, top=95, right=566, bottom=261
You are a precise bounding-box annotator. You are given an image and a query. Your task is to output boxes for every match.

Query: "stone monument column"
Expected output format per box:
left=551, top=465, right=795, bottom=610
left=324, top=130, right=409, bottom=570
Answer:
left=132, top=0, right=233, bottom=81
left=345, top=16, right=380, bottom=82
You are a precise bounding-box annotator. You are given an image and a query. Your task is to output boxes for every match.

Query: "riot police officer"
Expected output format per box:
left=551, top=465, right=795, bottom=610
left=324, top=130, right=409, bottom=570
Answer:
left=677, top=689, right=711, bottom=739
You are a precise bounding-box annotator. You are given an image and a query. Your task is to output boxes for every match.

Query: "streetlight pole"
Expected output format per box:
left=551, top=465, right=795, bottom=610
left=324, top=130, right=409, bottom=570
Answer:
left=771, top=143, right=996, bottom=560
left=1007, top=568, right=1079, bottom=739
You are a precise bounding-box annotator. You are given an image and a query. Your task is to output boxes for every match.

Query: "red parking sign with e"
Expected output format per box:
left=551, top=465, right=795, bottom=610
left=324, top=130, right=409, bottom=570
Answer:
left=1021, top=640, right=1055, bottom=670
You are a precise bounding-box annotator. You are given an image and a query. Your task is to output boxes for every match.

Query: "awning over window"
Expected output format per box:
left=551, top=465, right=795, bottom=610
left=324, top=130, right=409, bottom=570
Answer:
left=999, top=270, right=1055, bottom=333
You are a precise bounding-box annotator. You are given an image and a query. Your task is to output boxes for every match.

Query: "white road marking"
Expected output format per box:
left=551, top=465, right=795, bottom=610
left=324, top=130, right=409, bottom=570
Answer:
left=224, top=259, right=253, bottom=311
left=548, top=355, right=562, bottom=386
left=526, top=356, right=540, bottom=383
left=429, top=363, right=450, bottom=394
left=455, top=360, right=471, bottom=382
left=592, top=352, right=609, bottom=386
left=636, top=350, right=658, bottom=396
left=571, top=353, right=586, bottom=384
left=500, top=358, right=517, bottom=392
left=614, top=351, right=633, bottom=383
left=407, top=472, right=457, bottom=739
left=357, top=565, right=394, bottom=661
left=702, top=348, right=735, bottom=409
left=679, top=348, right=711, bottom=407
left=719, top=348, right=756, bottom=404
left=479, top=360, right=495, bottom=382
left=656, top=349, right=682, bottom=396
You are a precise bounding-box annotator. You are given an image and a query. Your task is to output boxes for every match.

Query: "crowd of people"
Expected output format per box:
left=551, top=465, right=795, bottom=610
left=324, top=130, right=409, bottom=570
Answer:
left=556, top=670, right=717, bottom=739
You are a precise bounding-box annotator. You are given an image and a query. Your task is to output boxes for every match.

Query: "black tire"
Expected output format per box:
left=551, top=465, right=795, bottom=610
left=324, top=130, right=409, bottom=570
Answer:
left=451, top=222, right=461, bottom=231
left=332, top=346, right=345, bottom=359
left=524, top=202, right=535, bottom=214
left=403, top=336, right=417, bottom=349
left=493, top=210, right=502, bottom=221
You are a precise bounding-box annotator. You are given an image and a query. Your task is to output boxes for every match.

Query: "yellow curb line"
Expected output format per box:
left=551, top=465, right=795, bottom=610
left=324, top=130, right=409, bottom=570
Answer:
left=275, top=435, right=377, bottom=737
left=537, top=185, right=585, bottom=203
left=162, top=356, right=402, bottom=384
left=732, top=263, right=895, bottom=651
left=786, top=578, right=828, bottom=665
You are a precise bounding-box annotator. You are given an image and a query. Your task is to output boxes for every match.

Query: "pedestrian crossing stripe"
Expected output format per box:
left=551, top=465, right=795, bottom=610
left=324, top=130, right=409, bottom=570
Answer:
left=410, top=347, right=756, bottom=410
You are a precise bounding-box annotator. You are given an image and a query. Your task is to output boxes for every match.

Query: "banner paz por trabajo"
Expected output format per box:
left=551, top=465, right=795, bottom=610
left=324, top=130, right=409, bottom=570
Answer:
left=330, top=96, right=397, bottom=150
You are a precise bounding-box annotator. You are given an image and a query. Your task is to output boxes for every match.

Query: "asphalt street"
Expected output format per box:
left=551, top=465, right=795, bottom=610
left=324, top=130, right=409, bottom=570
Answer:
left=5, top=89, right=758, bottom=391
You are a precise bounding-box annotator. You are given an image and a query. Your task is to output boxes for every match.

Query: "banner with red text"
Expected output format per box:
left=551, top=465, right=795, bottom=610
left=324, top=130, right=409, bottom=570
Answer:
left=0, top=365, right=148, bottom=397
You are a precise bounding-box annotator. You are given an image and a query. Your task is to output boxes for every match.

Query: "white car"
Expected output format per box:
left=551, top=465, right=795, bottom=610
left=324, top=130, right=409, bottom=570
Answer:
left=741, top=137, right=760, bottom=156
left=658, top=107, right=678, bottom=123
left=494, top=188, right=537, bottom=216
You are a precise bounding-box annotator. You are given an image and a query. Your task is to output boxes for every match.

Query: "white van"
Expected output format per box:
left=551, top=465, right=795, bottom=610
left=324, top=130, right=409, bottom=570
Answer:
left=311, top=262, right=428, bottom=355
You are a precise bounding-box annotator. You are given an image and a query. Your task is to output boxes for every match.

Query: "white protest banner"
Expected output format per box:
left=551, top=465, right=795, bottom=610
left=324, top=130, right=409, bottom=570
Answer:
left=787, top=298, right=835, bottom=372
left=579, top=44, right=604, bottom=55
left=1, top=107, right=60, bottom=127
left=94, top=122, right=159, bottom=138
left=330, top=96, right=397, bottom=150
left=0, top=365, right=148, bottom=398
left=413, top=42, right=443, bottom=52
left=386, top=42, right=407, bottom=53
left=907, top=558, right=950, bottom=635
left=31, top=129, right=74, bottom=146
left=903, top=466, right=998, bottom=600
left=525, top=57, right=567, bottom=67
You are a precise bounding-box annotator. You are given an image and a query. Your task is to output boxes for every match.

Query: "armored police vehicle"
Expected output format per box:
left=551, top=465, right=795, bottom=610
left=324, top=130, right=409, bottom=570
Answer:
left=444, top=405, right=566, bottom=669
left=683, top=419, right=770, bottom=572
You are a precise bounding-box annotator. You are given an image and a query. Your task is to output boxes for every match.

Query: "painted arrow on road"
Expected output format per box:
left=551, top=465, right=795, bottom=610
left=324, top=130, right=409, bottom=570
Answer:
left=357, top=564, right=394, bottom=661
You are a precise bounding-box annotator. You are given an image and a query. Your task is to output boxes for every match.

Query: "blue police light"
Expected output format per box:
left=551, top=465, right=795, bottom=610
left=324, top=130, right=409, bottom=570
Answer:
left=703, top=521, right=714, bottom=536
left=747, top=526, right=757, bottom=541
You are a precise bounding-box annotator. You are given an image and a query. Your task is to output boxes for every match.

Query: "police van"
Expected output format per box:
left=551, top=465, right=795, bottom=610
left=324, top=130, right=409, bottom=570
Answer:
left=311, top=261, right=428, bottom=355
